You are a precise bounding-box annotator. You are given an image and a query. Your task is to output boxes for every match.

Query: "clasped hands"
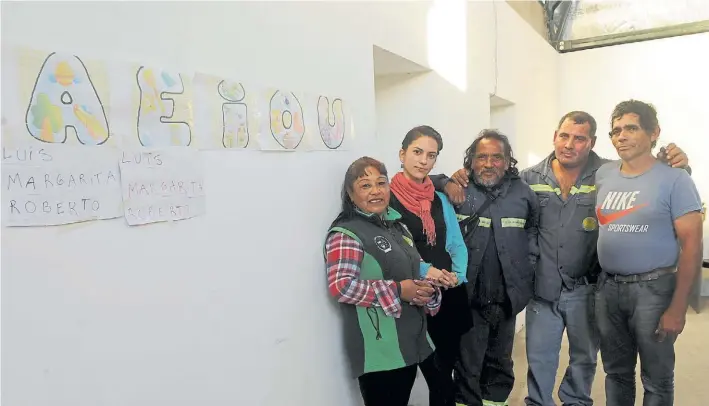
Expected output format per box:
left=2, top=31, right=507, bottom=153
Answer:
left=400, top=267, right=457, bottom=307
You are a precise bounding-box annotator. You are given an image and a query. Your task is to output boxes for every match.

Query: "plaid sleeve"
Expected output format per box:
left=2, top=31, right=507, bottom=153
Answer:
left=425, top=285, right=442, bottom=316
left=325, top=232, right=403, bottom=318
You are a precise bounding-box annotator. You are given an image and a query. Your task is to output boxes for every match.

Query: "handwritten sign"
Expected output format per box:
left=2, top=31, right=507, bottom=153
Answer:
left=119, top=148, right=205, bottom=225
left=2, top=145, right=123, bottom=226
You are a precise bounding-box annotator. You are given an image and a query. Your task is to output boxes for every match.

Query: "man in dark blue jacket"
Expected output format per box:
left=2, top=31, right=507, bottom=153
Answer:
left=442, top=112, right=690, bottom=406
left=431, top=129, right=540, bottom=406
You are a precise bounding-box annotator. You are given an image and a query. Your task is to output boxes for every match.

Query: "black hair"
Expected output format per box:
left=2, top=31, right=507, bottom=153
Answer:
left=401, top=125, right=443, bottom=152
left=610, top=99, right=659, bottom=148
left=335, top=156, right=388, bottom=222
left=462, top=129, right=519, bottom=176
left=558, top=111, right=597, bottom=138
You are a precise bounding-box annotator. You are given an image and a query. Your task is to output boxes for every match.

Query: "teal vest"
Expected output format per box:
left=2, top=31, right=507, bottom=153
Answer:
left=327, top=208, right=435, bottom=377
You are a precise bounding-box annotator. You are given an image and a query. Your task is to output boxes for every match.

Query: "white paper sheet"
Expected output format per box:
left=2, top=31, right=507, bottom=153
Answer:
left=304, top=93, right=355, bottom=151
left=118, top=148, right=205, bottom=225
left=193, top=72, right=261, bottom=150
left=107, top=61, right=195, bottom=149
left=2, top=144, right=123, bottom=226
left=257, top=88, right=309, bottom=151
left=2, top=46, right=119, bottom=148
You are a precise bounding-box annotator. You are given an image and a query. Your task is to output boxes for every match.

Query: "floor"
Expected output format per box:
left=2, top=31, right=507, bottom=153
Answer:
left=409, top=302, right=709, bottom=405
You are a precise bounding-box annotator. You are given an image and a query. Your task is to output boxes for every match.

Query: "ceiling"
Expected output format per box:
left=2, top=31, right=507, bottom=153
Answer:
left=540, top=0, right=709, bottom=52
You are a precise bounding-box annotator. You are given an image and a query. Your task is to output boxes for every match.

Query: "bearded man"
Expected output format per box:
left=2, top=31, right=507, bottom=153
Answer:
left=430, top=129, right=540, bottom=406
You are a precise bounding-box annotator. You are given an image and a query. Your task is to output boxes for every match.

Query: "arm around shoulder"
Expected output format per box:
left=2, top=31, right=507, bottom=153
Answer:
left=429, top=174, right=451, bottom=193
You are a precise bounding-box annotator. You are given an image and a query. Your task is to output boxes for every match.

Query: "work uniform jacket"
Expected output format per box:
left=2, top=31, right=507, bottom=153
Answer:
left=520, top=151, right=608, bottom=302
left=433, top=173, right=540, bottom=316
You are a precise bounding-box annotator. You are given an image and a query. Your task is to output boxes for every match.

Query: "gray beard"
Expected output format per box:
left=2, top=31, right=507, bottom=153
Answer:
left=474, top=173, right=503, bottom=188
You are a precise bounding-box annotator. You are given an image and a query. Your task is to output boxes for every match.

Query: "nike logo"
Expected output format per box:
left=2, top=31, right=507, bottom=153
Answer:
left=596, top=203, right=648, bottom=226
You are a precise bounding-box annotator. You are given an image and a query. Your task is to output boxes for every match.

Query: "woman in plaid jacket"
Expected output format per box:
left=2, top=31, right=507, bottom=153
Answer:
left=324, top=156, right=445, bottom=406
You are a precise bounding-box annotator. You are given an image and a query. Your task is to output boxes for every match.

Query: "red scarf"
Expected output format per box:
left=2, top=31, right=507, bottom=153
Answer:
left=390, top=172, right=436, bottom=246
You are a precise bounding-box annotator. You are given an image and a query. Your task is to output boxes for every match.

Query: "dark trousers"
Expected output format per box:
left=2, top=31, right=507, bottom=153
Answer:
left=595, top=272, right=677, bottom=406
left=455, top=303, right=516, bottom=406
left=423, top=284, right=473, bottom=406
left=358, top=363, right=418, bottom=406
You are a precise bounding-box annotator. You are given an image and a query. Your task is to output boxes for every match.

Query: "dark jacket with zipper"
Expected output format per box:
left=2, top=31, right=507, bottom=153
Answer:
left=327, top=208, right=435, bottom=378
left=432, top=173, right=540, bottom=316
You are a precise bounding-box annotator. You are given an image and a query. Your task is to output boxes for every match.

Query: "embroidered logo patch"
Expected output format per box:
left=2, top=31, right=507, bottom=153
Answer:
left=374, top=236, right=392, bottom=253
left=582, top=216, right=598, bottom=231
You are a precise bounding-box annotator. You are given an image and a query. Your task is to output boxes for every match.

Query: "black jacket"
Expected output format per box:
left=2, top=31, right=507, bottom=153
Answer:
left=432, top=173, right=540, bottom=315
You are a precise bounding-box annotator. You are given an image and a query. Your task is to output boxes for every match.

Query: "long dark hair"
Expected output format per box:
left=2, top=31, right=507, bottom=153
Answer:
left=331, top=156, right=388, bottom=227
left=462, top=129, right=519, bottom=176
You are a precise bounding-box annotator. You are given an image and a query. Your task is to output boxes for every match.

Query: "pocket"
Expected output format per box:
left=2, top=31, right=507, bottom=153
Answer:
left=537, top=195, right=551, bottom=228
left=577, top=196, right=594, bottom=207
left=526, top=297, right=541, bottom=314
left=645, top=274, right=676, bottom=297
left=576, top=196, right=598, bottom=232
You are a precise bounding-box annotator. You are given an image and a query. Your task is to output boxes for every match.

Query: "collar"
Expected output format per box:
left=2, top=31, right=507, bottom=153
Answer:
left=355, top=206, right=402, bottom=222
left=538, top=150, right=603, bottom=181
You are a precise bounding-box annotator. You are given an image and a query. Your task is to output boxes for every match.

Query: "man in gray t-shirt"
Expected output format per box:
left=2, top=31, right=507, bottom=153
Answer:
left=595, top=100, right=703, bottom=406
left=596, top=162, right=700, bottom=274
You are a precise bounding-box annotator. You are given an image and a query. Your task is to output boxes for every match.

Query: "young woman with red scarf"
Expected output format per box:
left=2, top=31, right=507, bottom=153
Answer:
left=389, top=125, right=470, bottom=406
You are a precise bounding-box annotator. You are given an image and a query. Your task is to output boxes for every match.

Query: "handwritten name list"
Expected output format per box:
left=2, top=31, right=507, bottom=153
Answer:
left=2, top=145, right=123, bottom=226
left=119, top=148, right=206, bottom=226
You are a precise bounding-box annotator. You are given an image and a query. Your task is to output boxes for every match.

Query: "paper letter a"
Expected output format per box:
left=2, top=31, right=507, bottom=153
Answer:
left=25, top=52, right=110, bottom=145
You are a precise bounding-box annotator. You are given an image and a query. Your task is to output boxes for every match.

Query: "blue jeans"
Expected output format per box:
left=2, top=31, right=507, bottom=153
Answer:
left=525, top=284, right=598, bottom=406
left=595, top=273, right=676, bottom=406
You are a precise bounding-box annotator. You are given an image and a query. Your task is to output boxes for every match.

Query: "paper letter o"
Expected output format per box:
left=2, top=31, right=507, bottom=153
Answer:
left=269, top=91, right=305, bottom=150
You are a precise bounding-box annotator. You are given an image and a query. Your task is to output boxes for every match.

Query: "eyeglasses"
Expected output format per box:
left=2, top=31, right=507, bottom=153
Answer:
left=609, top=124, right=641, bottom=137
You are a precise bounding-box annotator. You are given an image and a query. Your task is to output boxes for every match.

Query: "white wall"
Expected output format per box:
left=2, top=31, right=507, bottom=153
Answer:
left=491, top=102, right=517, bottom=148
left=0, top=2, right=558, bottom=406
left=375, top=0, right=559, bottom=178
left=558, top=33, right=709, bottom=256
left=374, top=3, right=558, bottom=402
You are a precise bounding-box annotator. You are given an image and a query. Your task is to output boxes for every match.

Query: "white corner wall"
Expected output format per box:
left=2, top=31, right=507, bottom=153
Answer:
left=375, top=1, right=559, bottom=177
left=559, top=33, right=709, bottom=256
left=0, top=2, right=558, bottom=406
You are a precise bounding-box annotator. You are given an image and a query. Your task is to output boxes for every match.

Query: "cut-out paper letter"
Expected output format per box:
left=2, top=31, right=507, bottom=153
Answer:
left=317, top=96, right=346, bottom=149
left=218, top=80, right=249, bottom=148
left=269, top=90, right=305, bottom=150
left=136, top=67, right=192, bottom=147
left=25, top=53, right=110, bottom=145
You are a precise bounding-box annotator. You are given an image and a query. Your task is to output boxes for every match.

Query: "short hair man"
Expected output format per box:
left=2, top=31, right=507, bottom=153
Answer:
left=441, top=112, right=690, bottom=406
left=595, top=100, right=703, bottom=405
left=431, top=130, right=540, bottom=406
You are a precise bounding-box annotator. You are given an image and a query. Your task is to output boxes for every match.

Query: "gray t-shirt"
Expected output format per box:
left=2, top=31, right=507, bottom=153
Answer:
left=595, top=161, right=703, bottom=275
